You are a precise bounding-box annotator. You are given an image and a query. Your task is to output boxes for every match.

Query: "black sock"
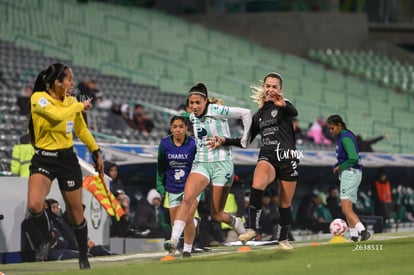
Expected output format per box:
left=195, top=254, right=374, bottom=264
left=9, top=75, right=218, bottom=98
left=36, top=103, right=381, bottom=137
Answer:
left=30, top=210, right=52, bottom=242
left=248, top=188, right=263, bottom=230
left=73, top=219, right=88, bottom=258
left=278, top=207, right=292, bottom=241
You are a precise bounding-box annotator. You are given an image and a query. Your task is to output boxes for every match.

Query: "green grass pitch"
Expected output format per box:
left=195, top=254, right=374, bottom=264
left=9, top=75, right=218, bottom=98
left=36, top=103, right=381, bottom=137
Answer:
left=1, top=232, right=413, bottom=275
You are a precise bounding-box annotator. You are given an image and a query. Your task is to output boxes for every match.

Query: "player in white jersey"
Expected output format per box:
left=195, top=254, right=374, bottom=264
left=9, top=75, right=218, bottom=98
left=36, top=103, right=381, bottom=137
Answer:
left=164, top=83, right=252, bottom=254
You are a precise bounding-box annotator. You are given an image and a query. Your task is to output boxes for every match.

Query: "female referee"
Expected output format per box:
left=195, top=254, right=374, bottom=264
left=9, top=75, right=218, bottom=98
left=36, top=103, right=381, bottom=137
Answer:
left=27, top=63, right=103, bottom=269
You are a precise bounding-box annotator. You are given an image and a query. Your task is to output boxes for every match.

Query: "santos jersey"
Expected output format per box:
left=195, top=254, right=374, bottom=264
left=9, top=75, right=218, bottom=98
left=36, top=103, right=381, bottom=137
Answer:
left=250, top=100, right=298, bottom=161
left=30, top=91, right=99, bottom=152
left=189, top=103, right=251, bottom=163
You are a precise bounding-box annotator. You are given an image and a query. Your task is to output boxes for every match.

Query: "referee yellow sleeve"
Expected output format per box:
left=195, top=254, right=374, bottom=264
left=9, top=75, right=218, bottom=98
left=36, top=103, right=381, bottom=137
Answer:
left=74, top=112, right=99, bottom=153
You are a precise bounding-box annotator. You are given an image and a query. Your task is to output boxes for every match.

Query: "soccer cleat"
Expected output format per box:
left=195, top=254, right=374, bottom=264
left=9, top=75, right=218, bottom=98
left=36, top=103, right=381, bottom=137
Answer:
left=351, top=230, right=371, bottom=242
left=278, top=240, right=293, bottom=250
left=360, top=230, right=371, bottom=241
left=182, top=251, right=191, bottom=258
left=35, top=239, right=57, bottom=262
left=233, top=217, right=246, bottom=236
left=79, top=256, right=91, bottom=269
left=351, top=236, right=359, bottom=242
left=238, top=228, right=257, bottom=244
left=164, top=239, right=177, bottom=254
left=192, top=247, right=203, bottom=253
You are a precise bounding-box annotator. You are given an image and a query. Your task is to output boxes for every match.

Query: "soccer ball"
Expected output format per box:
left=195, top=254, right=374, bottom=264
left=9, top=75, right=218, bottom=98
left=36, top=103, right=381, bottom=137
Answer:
left=329, top=218, right=348, bottom=236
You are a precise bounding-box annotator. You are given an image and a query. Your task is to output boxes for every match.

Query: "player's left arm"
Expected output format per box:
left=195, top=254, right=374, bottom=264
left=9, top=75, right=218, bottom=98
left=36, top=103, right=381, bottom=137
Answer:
left=339, top=137, right=359, bottom=171
left=224, top=106, right=252, bottom=148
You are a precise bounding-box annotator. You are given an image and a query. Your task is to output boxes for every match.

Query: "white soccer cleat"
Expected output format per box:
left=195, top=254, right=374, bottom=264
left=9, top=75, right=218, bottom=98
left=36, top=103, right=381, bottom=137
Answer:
left=238, top=228, right=257, bottom=244
left=278, top=240, right=293, bottom=250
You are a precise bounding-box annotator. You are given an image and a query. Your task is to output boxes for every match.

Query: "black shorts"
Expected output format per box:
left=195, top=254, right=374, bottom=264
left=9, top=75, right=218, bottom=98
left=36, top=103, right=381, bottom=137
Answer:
left=30, top=148, right=82, bottom=191
left=257, top=147, right=299, bottom=181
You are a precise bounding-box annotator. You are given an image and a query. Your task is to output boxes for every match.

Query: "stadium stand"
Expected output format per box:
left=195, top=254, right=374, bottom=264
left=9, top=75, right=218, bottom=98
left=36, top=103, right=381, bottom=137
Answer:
left=1, top=2, right=414, bottom=263
left=0, top=0, right=413, bottom=159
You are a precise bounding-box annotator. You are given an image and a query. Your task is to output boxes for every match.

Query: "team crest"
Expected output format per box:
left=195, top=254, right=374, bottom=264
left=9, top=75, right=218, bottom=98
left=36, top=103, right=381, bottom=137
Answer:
left=271, top=109, right=278, bottom=117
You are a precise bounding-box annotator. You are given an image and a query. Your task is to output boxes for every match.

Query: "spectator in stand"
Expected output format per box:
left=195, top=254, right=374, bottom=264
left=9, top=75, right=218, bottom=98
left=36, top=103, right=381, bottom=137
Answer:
left=104, top=161, right=125, bottom=195
left=76, top=80, right=99, bottom=125
left=11, top=134, right=34, bottom=177
left=307, top=116, right=332, bottom=145
left=132, top=104, right=155, bottom=134
left=110, top=191, right=132, bottom=237
left=326, top=185, right=345, bottom=220
left=106, top=103, right=130, bottom=131
left=17, top=85, right=32, bottom=116
left=132, top=189, right=171, bottom=239
left=119, top=103, right=136, bottom=129
left=258, top=191, right=279, bottom=241
left=196, top=185, right=225, bottom=248
left=354, top=189, right=374, bottom=216
left=371, top=168, right=393, bottom=232
left=76, top=80, right=99, bottom=106
left=296, top=192, right=331, bottom=233
left=356, top=134, right=389, bottom=152
left=94, top=91, right=112, bottom=110
left=292, top=118, right=308, bottom=145
left=52, top=200, right=113, bottom=258
left=402, top=187, right=414, bottom=222
left=21, top=198, right=112, bottom=262
left=312, top=193, right=332, bottom=233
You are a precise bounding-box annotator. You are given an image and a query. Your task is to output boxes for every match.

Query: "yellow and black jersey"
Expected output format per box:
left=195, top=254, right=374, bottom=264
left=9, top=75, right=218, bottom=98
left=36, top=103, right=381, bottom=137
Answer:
left=30, top=91, right=99, bottom=152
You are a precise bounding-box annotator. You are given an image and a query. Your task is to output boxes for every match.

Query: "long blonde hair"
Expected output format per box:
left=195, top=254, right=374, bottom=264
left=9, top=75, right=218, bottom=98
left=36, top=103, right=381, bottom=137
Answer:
left=251, top=72, right=283, bottom=108
left=209, top=97, right=224, bottom=105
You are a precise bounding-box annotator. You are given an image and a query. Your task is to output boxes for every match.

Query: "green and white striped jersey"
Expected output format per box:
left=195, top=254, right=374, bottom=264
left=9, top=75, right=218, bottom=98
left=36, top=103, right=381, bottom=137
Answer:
left=189, top=103, right=252, bottom=162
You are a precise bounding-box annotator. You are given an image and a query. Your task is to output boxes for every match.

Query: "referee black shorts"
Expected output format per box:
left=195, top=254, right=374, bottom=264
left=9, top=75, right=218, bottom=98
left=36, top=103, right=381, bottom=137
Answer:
left=30, top=147, right=83, bottom=191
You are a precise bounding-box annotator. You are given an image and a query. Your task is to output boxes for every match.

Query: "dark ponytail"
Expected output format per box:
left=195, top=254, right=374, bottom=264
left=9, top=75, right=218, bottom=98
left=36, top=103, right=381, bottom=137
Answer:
left=32, top=70, right=47, bottom=93
left=29, top=63, right=68, bottom=145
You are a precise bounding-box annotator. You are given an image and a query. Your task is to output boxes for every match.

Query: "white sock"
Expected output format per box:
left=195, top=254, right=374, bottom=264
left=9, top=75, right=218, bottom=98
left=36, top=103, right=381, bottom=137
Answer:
left=349, top=228, right=358, bottom=237
left=183, top=243, right=193, bottom=253
left=355, top=222, right=366, bottom=233
left=171, top=220, right=186, bottom=242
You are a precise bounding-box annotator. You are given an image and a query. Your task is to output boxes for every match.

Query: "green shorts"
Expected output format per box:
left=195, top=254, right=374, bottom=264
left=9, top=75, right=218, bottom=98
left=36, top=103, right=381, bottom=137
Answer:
left=339, top=168, right=362, bottom=203
left=167, top=192, right=201, bottom=208
left=191, top=160, right=234, bottom=187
